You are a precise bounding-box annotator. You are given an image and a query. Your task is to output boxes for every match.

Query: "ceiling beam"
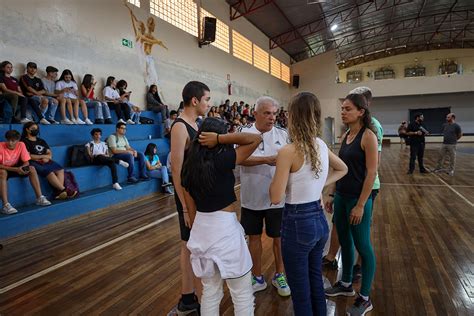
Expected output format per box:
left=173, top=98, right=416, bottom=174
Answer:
left=229, top=0, right=274, bottom=21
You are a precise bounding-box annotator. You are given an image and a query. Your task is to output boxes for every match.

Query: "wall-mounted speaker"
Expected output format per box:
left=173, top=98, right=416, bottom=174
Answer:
left=202, top=17, right=216, bottom=43
left=292, top=75, right=300, bottom=88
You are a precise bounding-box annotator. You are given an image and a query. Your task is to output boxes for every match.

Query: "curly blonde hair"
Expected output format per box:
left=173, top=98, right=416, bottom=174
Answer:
left=288, top=92, right=322, bottom=177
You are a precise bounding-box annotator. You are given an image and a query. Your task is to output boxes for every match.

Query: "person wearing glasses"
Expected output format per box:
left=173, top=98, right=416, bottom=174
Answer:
left=106, top=122, right=148, bottom=183
left=238, top=96, right=291, bottom=297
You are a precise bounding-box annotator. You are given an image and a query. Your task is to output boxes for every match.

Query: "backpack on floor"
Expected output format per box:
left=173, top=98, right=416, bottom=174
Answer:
left=139, top=116, right=154, bottom=124
left=64, top=171, right=80, bottom=197
left=69, top=145, right=90, bottom=167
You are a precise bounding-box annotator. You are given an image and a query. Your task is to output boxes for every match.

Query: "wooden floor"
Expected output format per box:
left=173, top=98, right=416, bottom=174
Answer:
left=0, top=144, right=473, bottom=315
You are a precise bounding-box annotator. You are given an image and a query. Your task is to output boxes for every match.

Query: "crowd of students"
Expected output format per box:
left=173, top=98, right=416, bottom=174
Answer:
left=0, top=61, right=171, bottom=125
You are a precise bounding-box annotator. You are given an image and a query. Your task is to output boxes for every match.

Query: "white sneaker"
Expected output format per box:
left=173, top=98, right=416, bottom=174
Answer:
left=84, top=118, right=93, bottom=125
left=2, top=203, right=18, bottom=215
left=118, top=119, right=126, bottom=124
left=252, top=275, right=267, bottom=293
left=75, top=118, right=86, bottom=125
left=20, top=118, right=33, bottom=124
left=112, top=183, right=122, bottom=190
left=39, top=118, right=51, bottom=125
left=126, top=119, right=135, bottom=125
left=118, top=160, right=129, bottom=168
left=61, top=118, right=74, bottom=125
left=272, top=273, right=291, bottom=297
left=36, top=195, right=52, bottom=206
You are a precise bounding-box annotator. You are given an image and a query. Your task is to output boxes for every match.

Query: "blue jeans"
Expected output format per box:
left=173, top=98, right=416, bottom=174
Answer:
left=281, top=200, right=329, bottom=316
left=148, top=166, right=169, bottom=183
left=85, top=100, right=111, bottom=120
left=113, top=152, right=147, bottom=179
left=44, top=96, right=59, bottom=120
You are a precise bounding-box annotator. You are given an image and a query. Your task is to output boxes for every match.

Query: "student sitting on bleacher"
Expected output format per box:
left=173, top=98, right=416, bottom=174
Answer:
left=86, top=128, right=129, bottom=191
left=117, top=80, right=141, bottom=124
left=42, top=66, right=72, bottom=125
left=103, top=76, right=134, bottom=125
left=146, top=84, right=169, bottom=122
left=107, top=122, right=148, bottom=183
left=144, top=143, right=172, bottom=194
left=21, top=122, right=77, bottom=200
left=0, top=130, right=51, bottom=215
left=0, top=92, right=14, bottom=124
left=0, top=61, right=30, bottom=124
left=80, top=74, right=113, bottom=124
left=55, top=69, right=93, bottom=125
left=20, top=62, right=57, bottom=124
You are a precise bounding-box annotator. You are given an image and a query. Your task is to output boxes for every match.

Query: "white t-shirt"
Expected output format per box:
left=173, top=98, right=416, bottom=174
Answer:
left=86, top=141, right=108, bottom=157
left=239, top=124, right=289, bottom=210
left=55, top=80, right=78, bottom=99
left=103, top=86, right=120, bottom=100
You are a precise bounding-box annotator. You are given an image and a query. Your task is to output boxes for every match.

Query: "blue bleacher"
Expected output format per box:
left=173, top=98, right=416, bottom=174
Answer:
left=0, top=111, right=170, bottom=239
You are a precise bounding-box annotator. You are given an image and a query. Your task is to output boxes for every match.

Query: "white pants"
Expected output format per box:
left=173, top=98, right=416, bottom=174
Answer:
left=201, top=270, right=254, bottom=316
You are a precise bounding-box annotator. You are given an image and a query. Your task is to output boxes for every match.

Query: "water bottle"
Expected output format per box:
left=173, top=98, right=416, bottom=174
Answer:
left=148, top=135, right=152, bottom=140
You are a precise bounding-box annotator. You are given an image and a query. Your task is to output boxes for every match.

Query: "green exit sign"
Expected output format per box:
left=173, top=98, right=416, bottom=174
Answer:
left=122, top=38, right=133, bottom=48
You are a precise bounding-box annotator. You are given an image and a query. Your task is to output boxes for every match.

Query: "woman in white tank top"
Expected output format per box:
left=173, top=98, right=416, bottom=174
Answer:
left=270, top=92, right=347, bottom=316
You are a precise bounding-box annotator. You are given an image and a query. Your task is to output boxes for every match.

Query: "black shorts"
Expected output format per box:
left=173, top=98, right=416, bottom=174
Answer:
left=174, top=193, right=191, bottom=241
left=241, top=207, right=283, bottom=238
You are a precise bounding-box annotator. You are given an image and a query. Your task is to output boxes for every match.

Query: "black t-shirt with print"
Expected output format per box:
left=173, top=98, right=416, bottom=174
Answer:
left=20, top=75, right=45, bottom=96
left=23, top=138, right=50, bottom=155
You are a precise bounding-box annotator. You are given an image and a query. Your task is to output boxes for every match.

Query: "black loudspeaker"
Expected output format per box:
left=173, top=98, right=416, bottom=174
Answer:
left=203, top=17, right=216, bottom=42
left=292, top=75, right=300, bottom=88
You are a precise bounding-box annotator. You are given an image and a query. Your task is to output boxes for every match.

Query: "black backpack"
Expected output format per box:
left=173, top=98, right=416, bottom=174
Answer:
left=139, top=116, right=154, bottom=124
left=69, top=144, right=91, bottom=167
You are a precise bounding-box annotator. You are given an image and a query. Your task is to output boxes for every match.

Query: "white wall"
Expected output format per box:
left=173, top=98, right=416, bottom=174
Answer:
left=0, top=0, right=291, bottom=109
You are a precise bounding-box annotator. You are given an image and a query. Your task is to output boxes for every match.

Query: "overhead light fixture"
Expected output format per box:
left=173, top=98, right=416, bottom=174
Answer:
left=330, top=24, right=338, bottom=31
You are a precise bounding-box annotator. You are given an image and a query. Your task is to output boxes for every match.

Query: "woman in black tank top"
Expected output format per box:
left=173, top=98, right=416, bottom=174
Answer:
left=325, top=94, right=379, bottom=315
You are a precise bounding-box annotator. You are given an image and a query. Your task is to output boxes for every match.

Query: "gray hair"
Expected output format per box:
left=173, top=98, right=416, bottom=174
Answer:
left=255, top=96, right=279, bottom=112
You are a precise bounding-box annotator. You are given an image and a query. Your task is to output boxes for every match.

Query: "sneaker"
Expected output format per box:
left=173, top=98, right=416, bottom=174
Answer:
left=161, top=182, right=173, bottom=188
left=272, top=273, right=291, bottom=297
left=126, top=119, right=135, bottom=125
left=164, top=187, right=174, bottom=194
left=48, top=119, right=60, bottom=125
left=322, top=256, right=338, bottom=270
left=76, top=118, right=86, bottom=125
left=177, top=296, right=200, bottom=315
left=66, top=189, right=78, bottom=199
left=2, top=203, right=18, bottom=215
left=104, top=118, right=113, bottom=124
left=55, top=189, right=68, bottom=200
left=113, top=183, right=122, bottom=190
left=20, top=118, right=33, bottom=124
left=420, top=169, right=429, bottom=174
left=352, top=264, right=362, bottom=283
left=252, top=275, right=267, bottom=293
left=61, top=118, right=74, bottom=125
left=325, top=281, right=355, bottom=297
left=118, top=160, right=129, bottom=168
left=84, top=118, right=93, bottom=125
left=94, top=119, right=104, bottom=124
left=118, top=119, right=126, bottom=124
left=39, top=118, right=51, bottom=125
left=128, top=176, right=139, bottom=184
left=71, top=118, right=78, bottom=124
left=36, top=195, right=52, bottom=206
left=347, top=295, right=373, bottom=316
left=139, top=175, right=150, bottom=181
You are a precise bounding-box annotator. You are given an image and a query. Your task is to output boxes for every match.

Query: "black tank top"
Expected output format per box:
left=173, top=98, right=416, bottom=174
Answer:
left=336, top=127, right=367, bottom=198
left=171, top=117, right=198, bottom=211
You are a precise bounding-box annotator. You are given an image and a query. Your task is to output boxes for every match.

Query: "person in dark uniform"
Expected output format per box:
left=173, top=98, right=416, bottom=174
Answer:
left=407, top=113, right=429, bottom=174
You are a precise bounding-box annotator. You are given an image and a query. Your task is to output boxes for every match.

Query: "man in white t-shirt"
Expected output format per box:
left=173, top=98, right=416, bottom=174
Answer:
left=239, top=96, right=291, bottom=297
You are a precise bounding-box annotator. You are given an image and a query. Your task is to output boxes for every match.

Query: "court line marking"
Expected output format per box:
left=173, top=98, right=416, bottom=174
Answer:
left=381, top=183, right=474, bottom=188
left=434, top=176, right=474, bottom=208
left=0, top=184, right=242, bottom=294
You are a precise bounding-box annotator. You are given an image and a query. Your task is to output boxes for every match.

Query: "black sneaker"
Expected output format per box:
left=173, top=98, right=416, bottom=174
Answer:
left=177, top=297, right=200, bottom=315
left=347, top=295, right=373, bottom=315
left=420, top=169, right=429, bottom=174
left=322, top=256, right=338, bottom=270
left=325, top=281, right=355, bottom=297
left=104, top=118, right=113, bottom=124
left=127, top=176, right=139, bottom=184
left=352, top=264, right=362, bottom=283
left=94, top=119, right=104, bottom=124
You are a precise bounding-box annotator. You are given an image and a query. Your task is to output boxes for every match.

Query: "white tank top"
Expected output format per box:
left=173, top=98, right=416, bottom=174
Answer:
left=286, top=138, right=329, bottom=204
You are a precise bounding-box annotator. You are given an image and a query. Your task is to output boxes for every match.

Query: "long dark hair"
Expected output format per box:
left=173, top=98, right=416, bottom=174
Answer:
left=105, top=76, right=115, bottom=87
left=181, top=117, right=229, bottom=201
left=144, top=143, right=157, bottom=161
left=117, top=80, right=127, bottom=95
left=82, top=74, right=93, bottom=89
left=21, top=121, right=38, bottom=139
left=344, top=93, right=377, bottom=135
left=58, top=69, right=75, bottom=82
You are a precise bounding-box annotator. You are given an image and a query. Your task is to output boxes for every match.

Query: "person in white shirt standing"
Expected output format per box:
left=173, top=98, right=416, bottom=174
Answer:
left=239, top=96, right=291, bottom=297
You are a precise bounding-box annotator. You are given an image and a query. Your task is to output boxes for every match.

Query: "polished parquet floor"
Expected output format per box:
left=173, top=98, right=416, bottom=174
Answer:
left=0, top=143, right=473, bottom=315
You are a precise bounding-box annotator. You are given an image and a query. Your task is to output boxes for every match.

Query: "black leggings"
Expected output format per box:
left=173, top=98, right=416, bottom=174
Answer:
left=92, top=155, right=119, bottom=183
left=107, top=102, right=131, bottom=121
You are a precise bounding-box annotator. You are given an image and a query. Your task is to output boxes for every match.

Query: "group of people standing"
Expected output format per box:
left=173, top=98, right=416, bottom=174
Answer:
left=169, top=81, right=381, bottom=316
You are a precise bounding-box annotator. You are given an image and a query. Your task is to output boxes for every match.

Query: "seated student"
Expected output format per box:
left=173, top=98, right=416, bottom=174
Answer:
left=146, top=84, right=169, bottom=122
left=21, top=122, right=77, bottom=199
left=103, top=76, right=133, bottom=124
left=0, top=130, right=51, bottom=215
left=20, top=62, right=58, bottom=124
left=42, top=66, right=71, bottom=125
left=0, top=92, right=14, bottom=123
left=164, top=110, right=178, bottom=138
left=55, top=69, right=93, bottom=125
left=106, top=122, right=148, bottom=183
left=116, top=80, right=141, bottom=124
left=144, top=143, right=172, bottom=194
left=0, top=60, right=30, bottom=123
left=86, top=128, right=129, bottom=191
left=80, top=74, right=112, bottom=124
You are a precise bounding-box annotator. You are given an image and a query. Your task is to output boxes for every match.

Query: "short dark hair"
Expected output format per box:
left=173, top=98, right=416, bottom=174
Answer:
left=5, top=130, right=20, bottom=141
left=182, top=81, right=210, bottom=106
left=414, top=113, right=423, bottom=120
left=90, top=128, right=102, bottom=136
left=451, top=114, right=456, bottom=119
left=116, top=122, right=126, bottom=130
left=46, top=66, right=58, bottom=73
left=26, top=62, right=37, bottom=69
left=170, top=110, right=178, bottom=116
